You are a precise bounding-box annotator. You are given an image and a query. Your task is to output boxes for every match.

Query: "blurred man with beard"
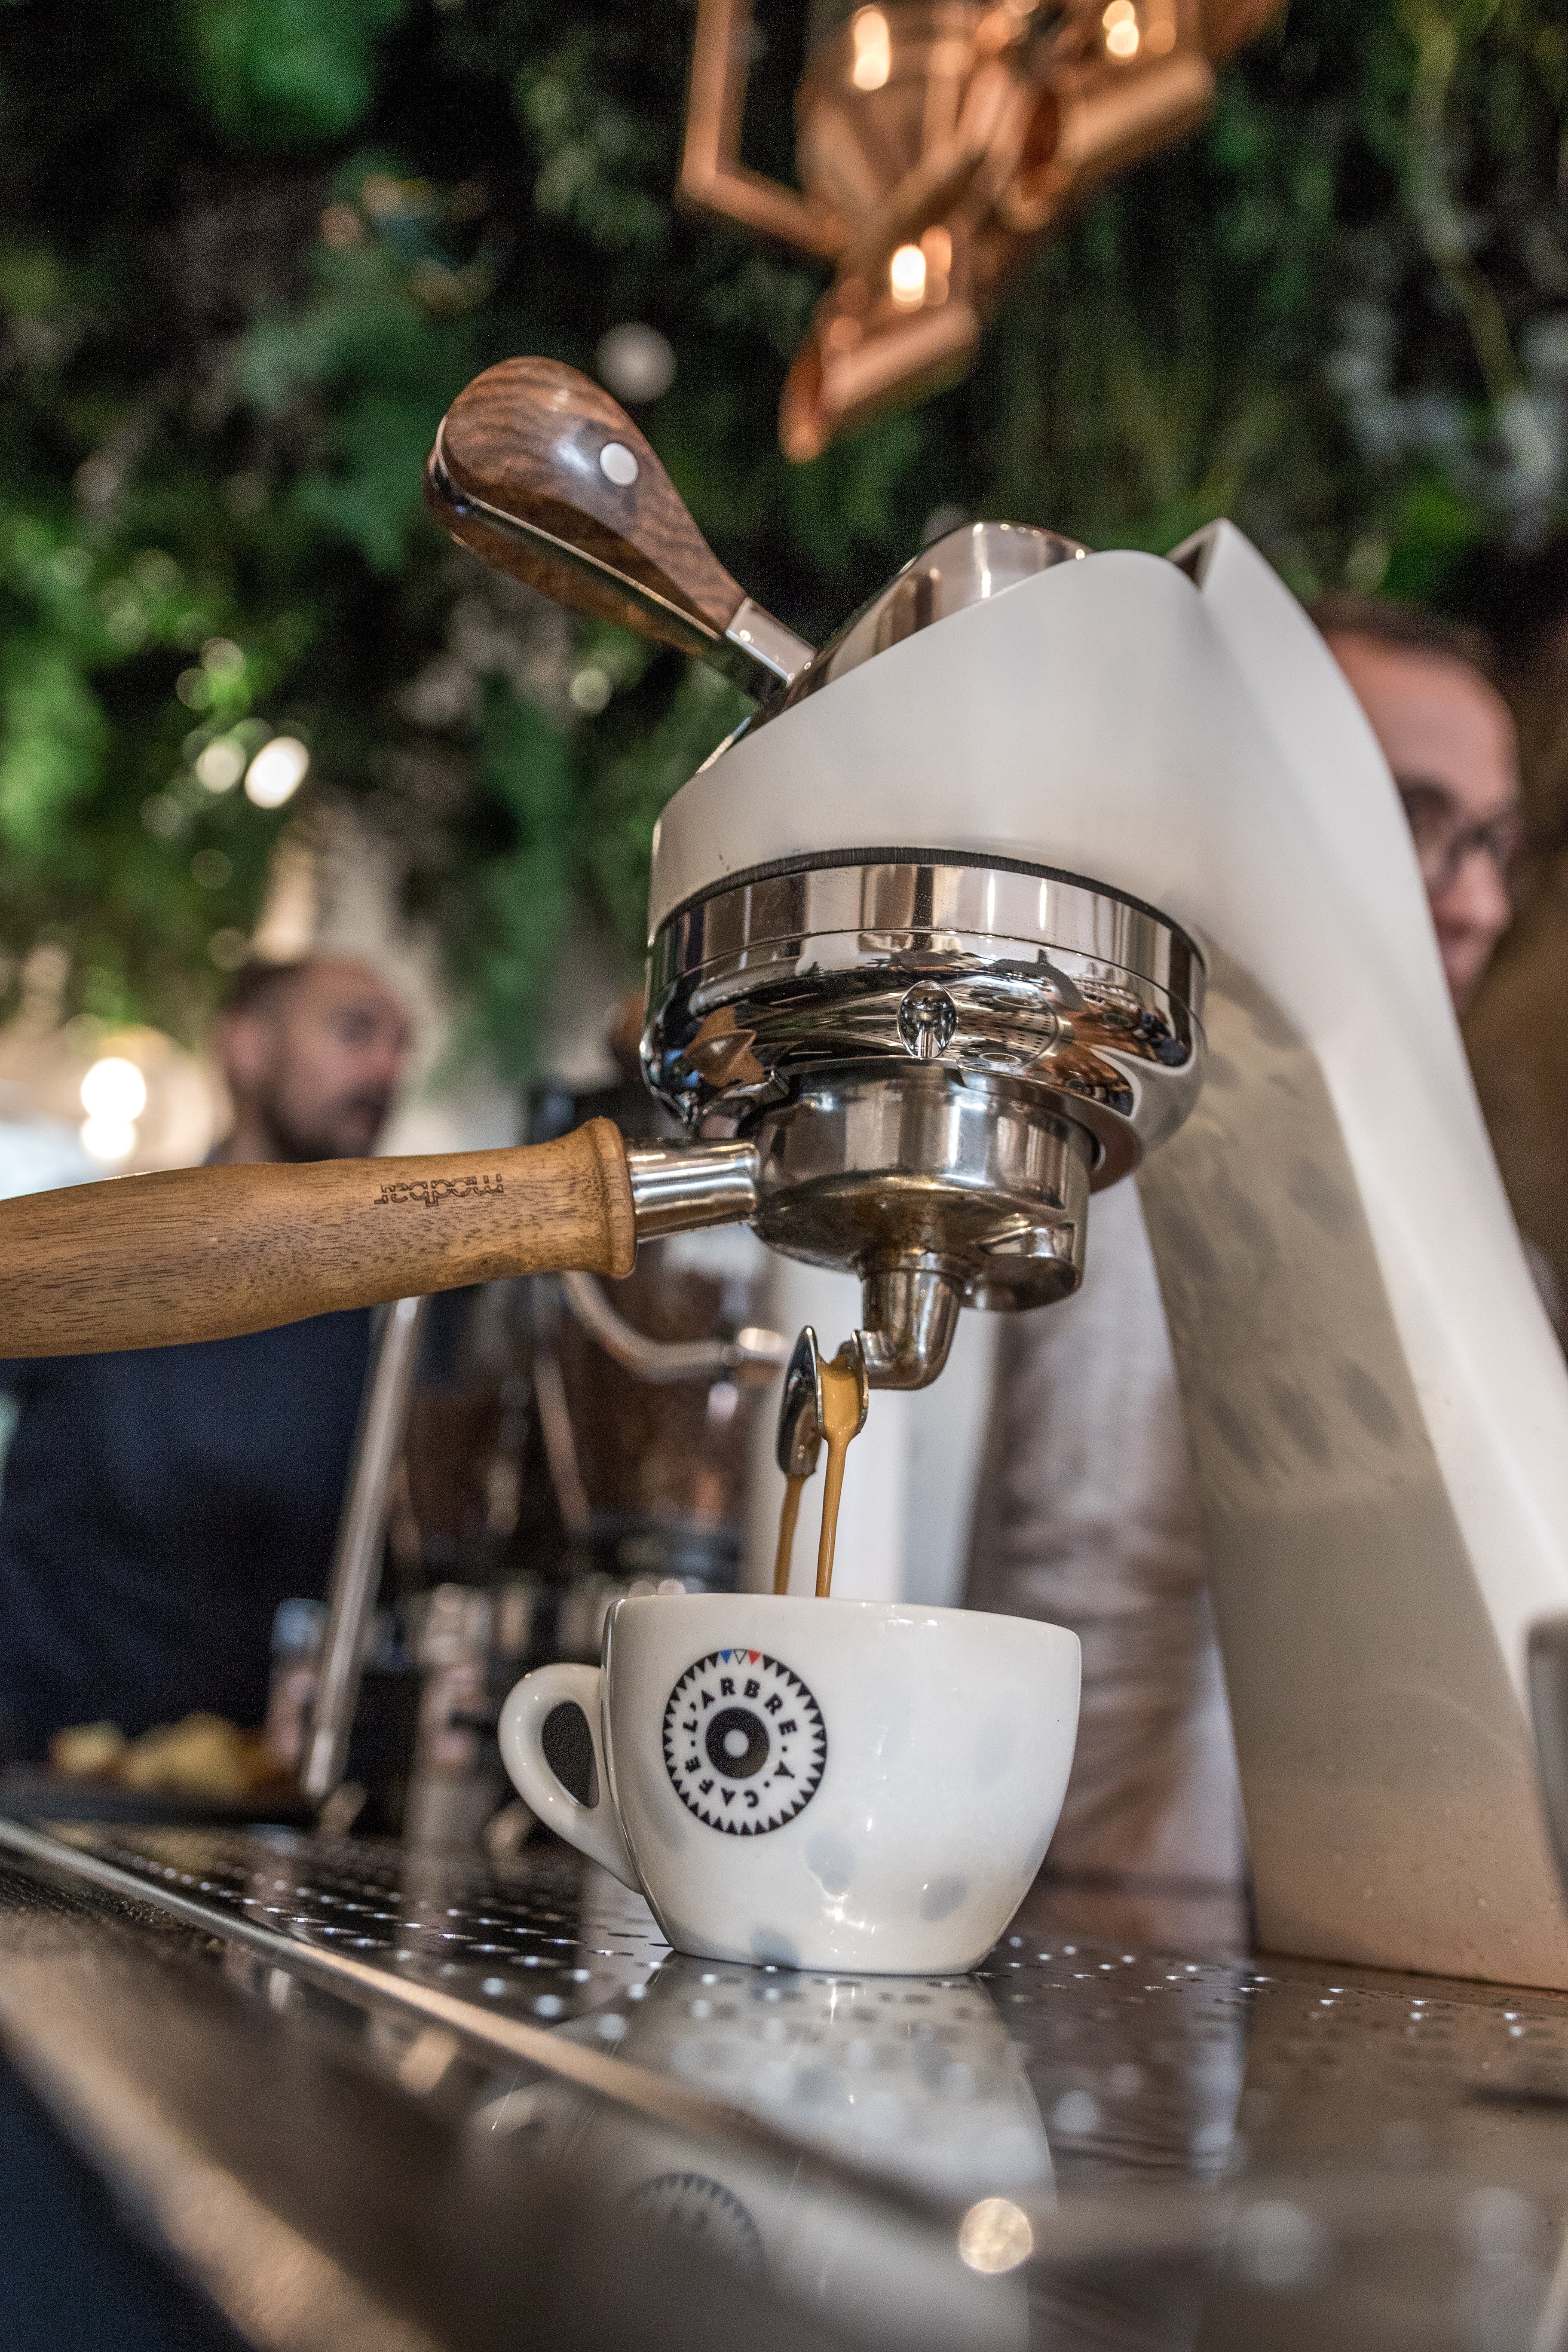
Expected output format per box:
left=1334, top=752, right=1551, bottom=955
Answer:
left=0, top=956, right=410, bottom=1759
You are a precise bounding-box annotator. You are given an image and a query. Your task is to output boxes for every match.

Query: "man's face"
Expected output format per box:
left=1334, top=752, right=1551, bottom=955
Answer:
left=1327, top=633, right=1522, bottom=1013
left=221, top=959, right=411, bottom=1161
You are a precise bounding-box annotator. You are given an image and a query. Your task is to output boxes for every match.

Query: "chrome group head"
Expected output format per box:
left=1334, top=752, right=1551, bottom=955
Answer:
left=638, top=854, right=1206, bottom=1389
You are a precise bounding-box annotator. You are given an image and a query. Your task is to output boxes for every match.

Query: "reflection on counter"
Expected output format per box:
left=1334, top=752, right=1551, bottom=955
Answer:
left=555, top=1946, right=1052, bottom=2203
left=15, top=1822, right=1568, bottom=2351
left=540, top=1954, right=1046, bottom=2352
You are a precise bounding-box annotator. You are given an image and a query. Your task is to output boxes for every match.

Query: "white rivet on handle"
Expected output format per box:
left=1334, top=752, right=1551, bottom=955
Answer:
left=599, top=441, right=639, bottom=487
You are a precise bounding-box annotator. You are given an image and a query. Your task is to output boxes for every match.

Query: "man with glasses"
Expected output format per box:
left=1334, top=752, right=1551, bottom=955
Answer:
left=965, top=593, right=1537, bottom=1890
left=1315, top=596, right=1522, bottom=1011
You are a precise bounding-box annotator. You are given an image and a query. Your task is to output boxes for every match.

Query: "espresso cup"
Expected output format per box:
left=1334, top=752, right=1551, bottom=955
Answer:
left=499, top=1594, right=1080, bottom=1975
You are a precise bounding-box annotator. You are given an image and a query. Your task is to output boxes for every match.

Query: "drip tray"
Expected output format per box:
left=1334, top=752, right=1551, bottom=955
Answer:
left=6, top=1820, right=1568, bottom=2352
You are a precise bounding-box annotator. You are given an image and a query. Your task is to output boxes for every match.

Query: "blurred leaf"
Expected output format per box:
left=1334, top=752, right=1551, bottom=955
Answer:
left=0, top=0, right=1562, bottom=1063
left=455, top=680, right=581, bottom=1084
left=177, top=0, right=410, bottom=144
left=0, top=635, right=106, bottom=858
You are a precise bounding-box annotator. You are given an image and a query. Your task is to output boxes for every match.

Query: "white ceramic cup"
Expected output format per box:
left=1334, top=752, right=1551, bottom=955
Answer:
left=498, top=1594, right=1080, bottom=1975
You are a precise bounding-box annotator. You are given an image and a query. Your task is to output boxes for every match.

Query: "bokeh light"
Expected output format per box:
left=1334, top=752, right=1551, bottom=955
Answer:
left=569, top=666, right=612, bottom=714
left=141, top=792, right=183, bottom=838
left=80, top=1057, right=147, bottom=1124
left=80, top=1054, right=146, bottom=1164
left=195, top=737, right=245, bottom=792
left=851, top=7, right=891, bottom=90
left=1103, top=1, right=1140, bottom=58
left=245, top=737, right=310, bottom=808
left=209, top=928, right=251, bottom=971
left=957, top=2197, right=1034, bottom=2274
left=80, top=1117, right=136, bottom=1163
left=596, top=323, right=676, bottom=404
left=889, top=244, right=927, bottom=309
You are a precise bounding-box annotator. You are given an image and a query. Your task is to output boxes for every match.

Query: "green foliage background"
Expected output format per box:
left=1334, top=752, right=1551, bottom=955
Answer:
left=0, top=0, right=1565, bottom=1074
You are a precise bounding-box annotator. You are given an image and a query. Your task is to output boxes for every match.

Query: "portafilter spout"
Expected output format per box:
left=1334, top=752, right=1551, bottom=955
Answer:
left=776, top=1324, right=826, bottom=1482
left=857, top=1263, right=963, bottom=1391
left=774, top=1323, right=868, bottom=1487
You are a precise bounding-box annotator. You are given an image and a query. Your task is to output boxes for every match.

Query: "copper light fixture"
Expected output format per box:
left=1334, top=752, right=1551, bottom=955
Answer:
left=680, top=0, right=1282, bottom=459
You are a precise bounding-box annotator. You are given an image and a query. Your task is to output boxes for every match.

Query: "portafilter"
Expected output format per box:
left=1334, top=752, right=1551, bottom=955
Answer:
left=0, top=360, right=1204, bottom=1389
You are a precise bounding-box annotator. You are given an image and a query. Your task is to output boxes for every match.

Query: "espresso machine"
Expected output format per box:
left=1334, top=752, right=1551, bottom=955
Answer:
left=5, top=357, right=1568, bottom=1989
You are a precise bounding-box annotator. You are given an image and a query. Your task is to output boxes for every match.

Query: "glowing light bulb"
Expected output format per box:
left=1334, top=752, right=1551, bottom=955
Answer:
left=245, top=736, right=309, bottom=808
left=851, top=8, right=891, bottom=91
left=81, top=1057, right=147, bottom=1124
left=889, top=243, right=927, bottom=310
left=1103, top=0, right=1140, bottom=56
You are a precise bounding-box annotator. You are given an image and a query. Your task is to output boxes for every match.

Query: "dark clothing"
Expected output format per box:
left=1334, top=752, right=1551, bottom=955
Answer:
left=0, top=1312, right=370, bottom=1758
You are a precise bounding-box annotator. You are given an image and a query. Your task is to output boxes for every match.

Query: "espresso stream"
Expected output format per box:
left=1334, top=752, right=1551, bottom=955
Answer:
left=772, top=1343, right=864, bottom=1600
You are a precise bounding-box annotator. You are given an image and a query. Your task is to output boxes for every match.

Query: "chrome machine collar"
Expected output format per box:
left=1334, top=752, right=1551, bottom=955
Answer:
left=646, top=855, right=1204, bottom=1184
left=642, top=856, right=1204, bottom=1375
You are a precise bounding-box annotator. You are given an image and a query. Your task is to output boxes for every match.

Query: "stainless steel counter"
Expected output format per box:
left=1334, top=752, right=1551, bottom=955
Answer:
left=3, top=1816, right=1568, bottom=2350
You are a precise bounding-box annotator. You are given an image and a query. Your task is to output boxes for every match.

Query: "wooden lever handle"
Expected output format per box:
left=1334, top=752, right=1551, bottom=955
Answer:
left=426, top=358, right=748, bottom=657
left=0, top=1121, right=637, bottom=1358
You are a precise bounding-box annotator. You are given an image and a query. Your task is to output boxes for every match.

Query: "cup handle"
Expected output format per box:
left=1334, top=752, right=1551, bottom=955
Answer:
left=498, top=1663, right=639, bottom=1890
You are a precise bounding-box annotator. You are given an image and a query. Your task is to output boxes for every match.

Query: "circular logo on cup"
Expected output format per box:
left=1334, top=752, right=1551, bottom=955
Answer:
left=663, top=1650, right=826, bottom=1836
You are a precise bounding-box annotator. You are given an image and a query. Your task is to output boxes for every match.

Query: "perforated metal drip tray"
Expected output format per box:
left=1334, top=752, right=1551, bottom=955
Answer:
left=9, top=1818, right=1568, bottom=2350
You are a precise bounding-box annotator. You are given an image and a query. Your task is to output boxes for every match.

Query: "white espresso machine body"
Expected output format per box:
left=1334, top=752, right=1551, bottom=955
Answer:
left=650, top=527, right=1568, bottom=1988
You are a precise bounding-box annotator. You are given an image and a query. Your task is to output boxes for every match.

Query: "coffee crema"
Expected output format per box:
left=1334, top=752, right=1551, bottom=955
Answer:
left=772, top=1340, right=864, bottom=1601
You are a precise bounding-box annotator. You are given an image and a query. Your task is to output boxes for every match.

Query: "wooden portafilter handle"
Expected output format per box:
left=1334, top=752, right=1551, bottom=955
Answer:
left=425, top=357, right=812, bottom=695
left=0, top=1121, right=636, bottom=1357
left=426, top=355, right=748, bottom=657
